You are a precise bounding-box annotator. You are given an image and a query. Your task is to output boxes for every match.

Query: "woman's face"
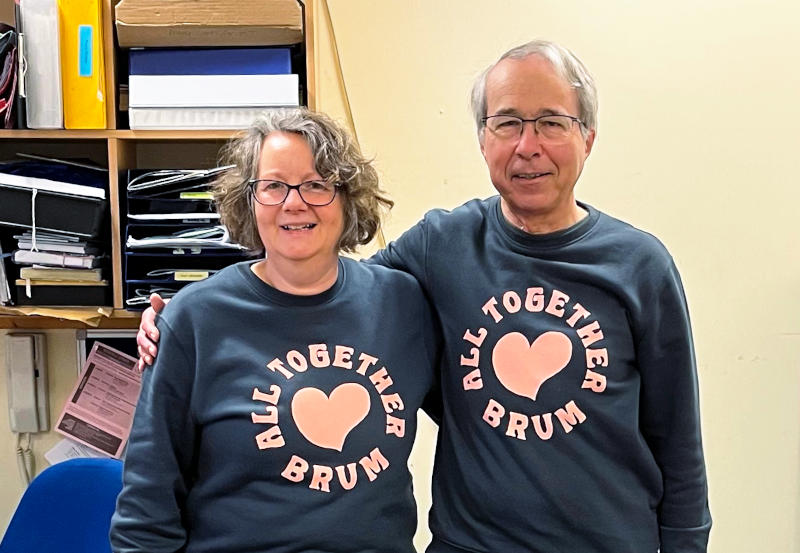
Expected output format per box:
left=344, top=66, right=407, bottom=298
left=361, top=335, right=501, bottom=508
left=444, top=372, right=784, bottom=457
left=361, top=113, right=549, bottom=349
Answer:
left=253, top=131, right=344, bottom=267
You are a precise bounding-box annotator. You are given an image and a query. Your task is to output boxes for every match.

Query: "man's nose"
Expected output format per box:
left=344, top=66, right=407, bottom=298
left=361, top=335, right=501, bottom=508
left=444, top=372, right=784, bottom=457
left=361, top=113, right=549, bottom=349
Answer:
left=515, top=121, right=543, bottom=158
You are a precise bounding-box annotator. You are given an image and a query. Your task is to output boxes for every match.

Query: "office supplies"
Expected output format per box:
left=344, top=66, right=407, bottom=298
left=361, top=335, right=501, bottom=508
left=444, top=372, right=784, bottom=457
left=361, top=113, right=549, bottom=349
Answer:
left=17, top=152, right=107, bottom=172
left=127, top=106, right=269, bottom=130
left=0, top=241, right=11, bottom=304
left=13, top=249, right=101, bottom=268
left=127, top=166, right=229, bottom=194
left=55, top=342, right=140, bottom=457
left=13, top=0, right=25, bottom=128
left=125, top=225, right=247, bottom=251
left=19, top=266, right=103, bottom=282
left=128, top=74, right=299, bottom=108
left=58, top=0, right=106, bottom=128
left=0, top=160, right=107, bottom=237
left=0, top=24, right=17, bottom=128
left=19, top=0, right=63, bottom=128
left=15, top=230, right=101, bottom=254
left=14, top=279, right=109, bottom=306
left=114, top=0, right=303, bottom=47
left=129, top=47, right=292, bottom=75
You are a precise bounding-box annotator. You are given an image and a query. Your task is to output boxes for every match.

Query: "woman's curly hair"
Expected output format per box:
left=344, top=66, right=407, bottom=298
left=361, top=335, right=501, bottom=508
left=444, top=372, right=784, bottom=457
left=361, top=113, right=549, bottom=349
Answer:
left=213, top=107, right=393, bottom=252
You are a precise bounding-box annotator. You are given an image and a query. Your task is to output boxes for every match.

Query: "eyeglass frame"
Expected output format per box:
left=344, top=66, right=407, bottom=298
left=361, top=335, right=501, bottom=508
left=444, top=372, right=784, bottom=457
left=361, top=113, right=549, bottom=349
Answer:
left=481, top=113, right=586, bottom=141
left=247, top=178, right=343, bottom=207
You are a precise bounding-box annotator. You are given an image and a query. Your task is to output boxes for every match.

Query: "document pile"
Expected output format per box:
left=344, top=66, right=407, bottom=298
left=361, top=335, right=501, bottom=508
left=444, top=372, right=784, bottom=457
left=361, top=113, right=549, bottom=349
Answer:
left=124, top=167, right=253, bottom=309
left=127, top=47, right=299, bottom=129
left=16, top=0, right=107, bottom=129
left=115, top=0, right=303, bottom=129
left=0, top=158, right=110, bottom=306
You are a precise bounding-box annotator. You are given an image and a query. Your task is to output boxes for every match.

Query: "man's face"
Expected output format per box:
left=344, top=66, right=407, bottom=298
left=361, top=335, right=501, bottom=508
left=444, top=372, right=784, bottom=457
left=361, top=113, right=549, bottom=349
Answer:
left=480, top=55, right=595, bottom=232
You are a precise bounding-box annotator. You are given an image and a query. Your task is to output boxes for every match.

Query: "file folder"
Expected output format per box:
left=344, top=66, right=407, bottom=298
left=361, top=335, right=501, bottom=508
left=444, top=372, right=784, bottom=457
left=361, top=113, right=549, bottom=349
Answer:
left=128, top=74, right=299, bottom=108
left=58, top=0, right=106, bottom=129
left=128, top=106, right=268, bottom=130
left=0, top=160, right=107, bottom=237
left=20, top=0, right=63, bottom=128
left=128, top=47, right=292, bottom=75
left=14, top=279, right=109, bottom=306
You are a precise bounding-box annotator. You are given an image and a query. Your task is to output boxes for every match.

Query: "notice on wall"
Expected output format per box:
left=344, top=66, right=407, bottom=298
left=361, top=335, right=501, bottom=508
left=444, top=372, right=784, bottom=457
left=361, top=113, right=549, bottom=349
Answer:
left=55, top=342, right=142, bottom=458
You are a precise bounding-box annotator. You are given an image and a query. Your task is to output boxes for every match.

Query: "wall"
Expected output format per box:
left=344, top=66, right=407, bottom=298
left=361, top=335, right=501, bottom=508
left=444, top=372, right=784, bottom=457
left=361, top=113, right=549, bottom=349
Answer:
left=2, top=1, right=799, bottom=552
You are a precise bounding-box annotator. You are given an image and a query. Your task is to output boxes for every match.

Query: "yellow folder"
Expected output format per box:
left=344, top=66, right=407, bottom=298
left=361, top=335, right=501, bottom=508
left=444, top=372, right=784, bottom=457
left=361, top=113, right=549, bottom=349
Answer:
left=58, top=0, right=107, bottom=129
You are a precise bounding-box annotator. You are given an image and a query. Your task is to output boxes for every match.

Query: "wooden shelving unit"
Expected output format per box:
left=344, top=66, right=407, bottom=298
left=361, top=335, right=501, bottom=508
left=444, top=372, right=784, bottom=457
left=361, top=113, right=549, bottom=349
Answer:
left=0, top=0, right=315, bottom=328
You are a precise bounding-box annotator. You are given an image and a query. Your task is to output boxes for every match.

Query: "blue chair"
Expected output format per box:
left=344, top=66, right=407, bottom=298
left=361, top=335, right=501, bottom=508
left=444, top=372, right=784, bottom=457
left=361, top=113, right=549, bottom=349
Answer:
left=0, top=458, right=123, bottom=553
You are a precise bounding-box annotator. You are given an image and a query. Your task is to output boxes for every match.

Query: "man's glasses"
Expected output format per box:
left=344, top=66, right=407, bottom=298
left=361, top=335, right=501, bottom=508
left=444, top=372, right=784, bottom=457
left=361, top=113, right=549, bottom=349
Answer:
left=482, top=114, right=584, bottom=143
left=248, top=179, right=341, bottom=206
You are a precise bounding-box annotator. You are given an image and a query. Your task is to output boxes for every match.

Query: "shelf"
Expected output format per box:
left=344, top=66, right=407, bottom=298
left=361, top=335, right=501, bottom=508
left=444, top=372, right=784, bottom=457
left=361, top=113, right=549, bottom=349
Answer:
left=0, top=130, right=112, bottom=140
left=0, top=129, right=240, bottom=140
left=113, top=130, right=239, bottom=140
left=0, top=309, right=142, bottom=329
left=0, top=0, right=316, bottom=327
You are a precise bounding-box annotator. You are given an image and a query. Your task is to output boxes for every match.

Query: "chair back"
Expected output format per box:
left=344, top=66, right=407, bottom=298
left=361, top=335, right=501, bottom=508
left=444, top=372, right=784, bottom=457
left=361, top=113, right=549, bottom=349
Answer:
left=0, top=457, right=123, bottom=553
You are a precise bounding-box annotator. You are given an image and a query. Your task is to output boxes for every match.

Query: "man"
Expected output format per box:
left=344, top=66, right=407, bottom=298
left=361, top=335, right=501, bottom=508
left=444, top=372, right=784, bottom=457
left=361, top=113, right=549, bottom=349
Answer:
left=137, top=40, right=711, bottom=552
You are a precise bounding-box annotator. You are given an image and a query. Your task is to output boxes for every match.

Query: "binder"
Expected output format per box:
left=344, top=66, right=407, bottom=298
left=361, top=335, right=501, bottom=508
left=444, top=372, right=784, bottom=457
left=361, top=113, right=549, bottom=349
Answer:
left=58, top=0, right=106, bottom=129
left=20, top=0, right=63, bottom=128
left=126, top=167, right=225, bottom=216
left=128, top=74, right=299, bottom=108
left=19, top=266, right=102, bottom=282
left=128, top=106, right=268, bottom=130
left=124, top=251, right=248, bottom=310
left=14, top=1, right=25, bottom=128
left=14, top=279, right=109, bottom=306
left=128, top=47, right=292, bottom=76
left=0, top=160, right=107, bottom=237
left=12, top=249, right=101, bottom=268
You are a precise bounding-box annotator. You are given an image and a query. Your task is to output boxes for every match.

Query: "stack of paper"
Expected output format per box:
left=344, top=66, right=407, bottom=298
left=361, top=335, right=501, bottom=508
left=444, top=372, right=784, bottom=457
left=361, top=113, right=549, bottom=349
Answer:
left=127, top=47, right=299, bottom=129
left=123, top=166, right=253, bottom=309
left=11, top=228, right=109, bottom=306
left=0, top=157, right=110, bottom=306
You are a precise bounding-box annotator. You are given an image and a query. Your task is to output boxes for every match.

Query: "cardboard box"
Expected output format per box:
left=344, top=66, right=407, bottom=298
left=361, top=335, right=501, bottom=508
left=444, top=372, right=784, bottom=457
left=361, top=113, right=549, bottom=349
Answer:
left=114, top=0, right=304, bottom=47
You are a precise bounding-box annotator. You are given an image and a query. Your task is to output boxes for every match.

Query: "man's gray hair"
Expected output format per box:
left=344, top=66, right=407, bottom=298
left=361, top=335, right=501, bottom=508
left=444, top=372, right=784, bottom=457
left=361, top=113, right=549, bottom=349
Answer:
left=470, top=40, right=598, bottom=138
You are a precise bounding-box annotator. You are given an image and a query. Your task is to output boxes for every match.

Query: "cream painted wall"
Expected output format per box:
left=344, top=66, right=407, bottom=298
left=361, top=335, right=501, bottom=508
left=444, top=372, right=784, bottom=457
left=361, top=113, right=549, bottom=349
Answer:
left=1, top=1, right=798, bottom=552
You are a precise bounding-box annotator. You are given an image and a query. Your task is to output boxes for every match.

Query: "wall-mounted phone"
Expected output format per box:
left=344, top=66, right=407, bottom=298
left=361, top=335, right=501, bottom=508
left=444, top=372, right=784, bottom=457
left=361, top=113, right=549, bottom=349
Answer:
left=6, top=333, right=49, bottom=433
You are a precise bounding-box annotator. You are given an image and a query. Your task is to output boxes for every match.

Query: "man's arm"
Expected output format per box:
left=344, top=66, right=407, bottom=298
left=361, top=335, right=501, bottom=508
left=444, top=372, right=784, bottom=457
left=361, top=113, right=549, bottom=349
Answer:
left=637, top=261, right=712, bottom=552
left=137, top=218, right=431, bottom=368
left=366, top=217, right=430, bottom=285
left=111, top=319, right=196, bottom=552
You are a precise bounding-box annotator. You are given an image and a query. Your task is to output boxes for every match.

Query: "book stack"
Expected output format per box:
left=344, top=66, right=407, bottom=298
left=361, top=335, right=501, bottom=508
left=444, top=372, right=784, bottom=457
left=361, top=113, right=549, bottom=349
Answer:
left=115, top=0, right=304, bottom=128
left=127, top=47, right=300, bottom=129
left=0, top=157, right=110, bottom=306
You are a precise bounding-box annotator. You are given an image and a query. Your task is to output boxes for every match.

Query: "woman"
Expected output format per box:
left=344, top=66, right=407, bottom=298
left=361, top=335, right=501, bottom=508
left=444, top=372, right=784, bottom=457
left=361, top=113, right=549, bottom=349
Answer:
left=110, top=108, right=439, bottom=553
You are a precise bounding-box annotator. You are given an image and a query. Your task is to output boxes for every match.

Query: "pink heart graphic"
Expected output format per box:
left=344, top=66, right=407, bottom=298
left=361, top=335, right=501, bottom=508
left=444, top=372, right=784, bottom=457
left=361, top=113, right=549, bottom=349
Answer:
left=291, top=383, right=371, bottom=451
left=492, top=331, right=573, bottom=400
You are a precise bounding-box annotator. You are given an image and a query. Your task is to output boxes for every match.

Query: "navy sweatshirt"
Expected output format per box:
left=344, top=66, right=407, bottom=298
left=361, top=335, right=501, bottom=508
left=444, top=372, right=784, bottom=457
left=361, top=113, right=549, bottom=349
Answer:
left=371, top=197, right=711, bottom=553
left=111, top=258, right=439, bottom=553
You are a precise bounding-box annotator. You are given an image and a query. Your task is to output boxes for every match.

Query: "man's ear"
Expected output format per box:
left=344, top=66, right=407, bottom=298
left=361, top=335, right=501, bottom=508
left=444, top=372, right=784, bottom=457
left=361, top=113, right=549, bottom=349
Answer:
left=584, top=128, right=596, bottom=157
left=479, top=129, right=487, bottom=158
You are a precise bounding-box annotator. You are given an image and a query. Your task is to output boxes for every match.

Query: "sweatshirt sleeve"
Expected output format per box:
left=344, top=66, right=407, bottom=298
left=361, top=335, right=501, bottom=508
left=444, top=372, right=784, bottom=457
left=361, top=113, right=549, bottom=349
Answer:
left=110, top=318, right=197, bottom=553
left=367, top=218, right=429, bottom=289
left=636, top=260, right=712, bottom=552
